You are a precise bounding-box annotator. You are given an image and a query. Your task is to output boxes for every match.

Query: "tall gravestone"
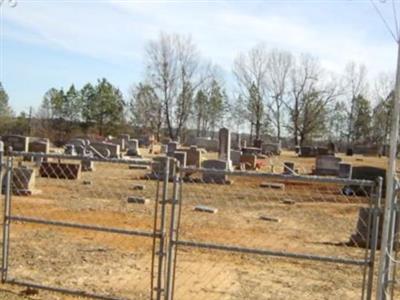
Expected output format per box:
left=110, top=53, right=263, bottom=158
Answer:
left=218, top=128, right=231, bottom=170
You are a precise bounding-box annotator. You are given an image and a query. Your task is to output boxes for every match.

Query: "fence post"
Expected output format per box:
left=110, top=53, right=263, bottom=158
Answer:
left=364, top=177, right=383, bottom=300
left=1, top=153, right=12, bottom=283
left=385, top=179, right=400, bottom=299
left=155, top=157, right=170, bottom=300
left=377, top=177, right=399, bottom=300
left=165, top=159, right=180, bottom=300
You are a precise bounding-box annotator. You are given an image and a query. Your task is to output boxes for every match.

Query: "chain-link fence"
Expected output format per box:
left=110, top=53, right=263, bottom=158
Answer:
left=168, top=166, right=381, bottom=300
left=0, top=151, right=171, bottom=300
left=1, top=151, right=396, bottom=299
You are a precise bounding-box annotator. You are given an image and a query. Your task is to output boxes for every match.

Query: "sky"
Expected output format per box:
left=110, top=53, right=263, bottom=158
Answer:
left=0, top=0, right=399, bottom=113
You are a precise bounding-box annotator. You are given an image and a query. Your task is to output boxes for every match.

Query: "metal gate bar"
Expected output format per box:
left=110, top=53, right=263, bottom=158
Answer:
left=1, top=156, right=12, bottom=283
left=8, top=215, right=158, bottom=238
left=173, top=240, right=369, bottom=266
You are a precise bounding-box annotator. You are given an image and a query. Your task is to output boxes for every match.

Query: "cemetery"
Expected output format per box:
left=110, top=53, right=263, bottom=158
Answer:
left=0, top=128, right=394, bottom=300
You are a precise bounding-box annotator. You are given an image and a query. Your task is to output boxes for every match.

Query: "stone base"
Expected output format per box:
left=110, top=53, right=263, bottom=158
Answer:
left=260, top=182, right=285, bottom=190
left=129, top=165, right=149, bottom=170
left=127, top=196, right=149, bottom=204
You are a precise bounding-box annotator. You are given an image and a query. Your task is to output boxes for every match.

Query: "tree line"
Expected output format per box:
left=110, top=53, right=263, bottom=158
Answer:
left=0, top=32, right=395, bottom=147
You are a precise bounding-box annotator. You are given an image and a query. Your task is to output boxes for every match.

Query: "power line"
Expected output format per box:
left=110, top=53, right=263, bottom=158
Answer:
left=370, top=0, right=399, bottom=42
left=392, top=0, right=400, bottom=38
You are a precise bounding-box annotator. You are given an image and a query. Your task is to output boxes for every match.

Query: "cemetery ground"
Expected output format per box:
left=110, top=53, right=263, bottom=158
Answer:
left=0, top=150, right=398, bottom=299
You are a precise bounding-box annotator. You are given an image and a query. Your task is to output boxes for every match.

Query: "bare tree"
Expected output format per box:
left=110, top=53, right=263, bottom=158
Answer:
left=146, top=32, right=201, bottom=140
left=266, top=49, right=293, bottom=141
left=286, top=54, right=340, bottom=146
left=233, top=44, right=269, bottom=141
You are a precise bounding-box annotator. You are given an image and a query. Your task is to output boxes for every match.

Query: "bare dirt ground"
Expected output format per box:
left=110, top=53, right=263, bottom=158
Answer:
left=0, top=149, right=398, bottom=299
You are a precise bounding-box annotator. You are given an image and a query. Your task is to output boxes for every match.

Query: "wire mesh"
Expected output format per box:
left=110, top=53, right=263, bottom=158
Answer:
left=2, top=152, right=164, bottom=299
left=171, top=165, right=379, bottom=300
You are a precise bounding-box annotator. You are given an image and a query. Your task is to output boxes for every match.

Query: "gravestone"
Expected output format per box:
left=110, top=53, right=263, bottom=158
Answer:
left=129, top=164, right=149, bottom=170
left=186, top=146, right=202, bottom=167
left=109, top=137, right=125, bottom=151
left=346, top=148, right=354, bottom=156
left=218, top=128, right=232, bottom=170
left=348, top=207, right=400, bottom=249
left=242, top=147, right=262, bottom=155
left=202, top=159, right=229, bottom=183
left=173, top=151, right=187, bottom=167
left=132, top=184, right=145, bottom=191
left=127, top=196, right=149, bottom=204
left=10, top=167, right=36, bottom=195
left=67, top=138, right=88, bottom=155
left=68, top=138, right=86, bottom=148
left=338, top=163, right=352, bottom=179
left=230, top=150, right=242, bottom=166
left=261, top=142, right=281, bottom=155
left=347, top=166, right=386, bottom=196
left=283, top=161, right=295, bottom=175
left=119, top=134, right=130, bottom=149
left=150, top=157, right=176, bottom=180
left=315, top=156, right=342, bottom=176
left=260, top=182, right=285, bottom=190
left=34, top=156, right=43, bottom=167
left=81, top=159, right=95, bottom=172
left=39, top=162, right=81, bottom=180
left=126, top=139, right=140, bottom=157
left=194, top=205, right=218, bottom=214
left=64, top=144, right=77, bottom=156
left=90, top=142, right=120, bottom=158
left=299, top=146, right=316, bottom=157
left=218, top=128, right=231, bottom=161
left=253, top=139, right=263, bottom=148
left=240, top=154, right=257, bottom=170
left=259, top=215, right=281, bottom=223
left=29, top=138, right=49, bottom=153
left=2, top=135, right=29, bottom=153
left=167, top=141, right=179, bottom=155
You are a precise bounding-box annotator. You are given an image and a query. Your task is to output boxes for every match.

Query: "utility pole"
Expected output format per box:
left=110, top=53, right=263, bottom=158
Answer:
left=377, top=40, right=400, bottom=300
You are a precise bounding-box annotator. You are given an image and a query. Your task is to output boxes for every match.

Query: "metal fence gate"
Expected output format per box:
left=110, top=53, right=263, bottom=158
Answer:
left=167, top=166, right=382, bottom=300
left=1, top=151, right=172, bottom=300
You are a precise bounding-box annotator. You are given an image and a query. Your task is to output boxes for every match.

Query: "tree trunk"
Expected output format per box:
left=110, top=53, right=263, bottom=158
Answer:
left=277, top=105, right=281, bottom=141
left=255, top=119, right=261, bottom=140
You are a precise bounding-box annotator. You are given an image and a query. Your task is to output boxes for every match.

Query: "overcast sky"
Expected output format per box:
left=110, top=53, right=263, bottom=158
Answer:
left=0, top=0, right=399, bottom=113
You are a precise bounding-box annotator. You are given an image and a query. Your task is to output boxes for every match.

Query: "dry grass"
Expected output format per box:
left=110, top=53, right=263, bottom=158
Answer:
left=0, top=149, right=398, bottom=299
